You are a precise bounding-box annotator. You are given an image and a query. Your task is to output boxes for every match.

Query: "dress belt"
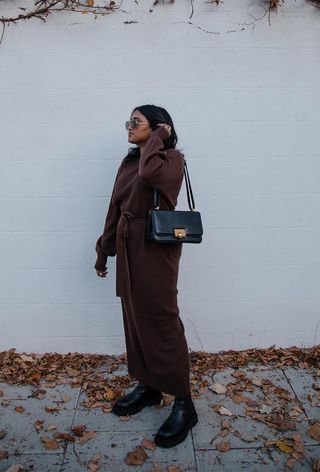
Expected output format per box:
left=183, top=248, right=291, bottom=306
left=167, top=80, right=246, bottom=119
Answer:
left=120, top=211, right=148, bottom=293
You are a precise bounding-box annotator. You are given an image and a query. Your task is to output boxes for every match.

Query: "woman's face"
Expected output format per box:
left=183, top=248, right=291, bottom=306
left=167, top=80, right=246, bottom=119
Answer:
left=127, top=110, right=152, bottom=147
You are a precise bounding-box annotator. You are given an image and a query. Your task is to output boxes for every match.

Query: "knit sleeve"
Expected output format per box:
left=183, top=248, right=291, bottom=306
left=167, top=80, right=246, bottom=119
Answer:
left=138, top=126, right=184, bottom=195
left=94, top=162, right=123, bottom=271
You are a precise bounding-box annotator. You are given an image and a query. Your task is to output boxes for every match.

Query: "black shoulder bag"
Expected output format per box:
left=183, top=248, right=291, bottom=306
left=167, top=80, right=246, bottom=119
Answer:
left=146, top=159, right=203, bottom=243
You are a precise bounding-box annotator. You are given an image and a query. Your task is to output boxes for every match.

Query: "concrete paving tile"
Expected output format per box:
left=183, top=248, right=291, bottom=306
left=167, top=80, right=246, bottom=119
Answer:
left=0, top=390, right=79, bottom=454
left=195, top=445, right=320, bottom=472
left=192, top=395, right=288, bottom=450
left=283, top=366, right=320, bottom=418
left=0, top=453, right=63, bottom=472
left=0, top=415, right=67, bottom=454
left=1, top=382, right=80, bottom=407
left=61, top=431, right=196, bottom=472
left=72, top=403, right=176, bottom=433
left=0, top=383, right=34, bottom=401
left=193, top=367, right=311, bottom=450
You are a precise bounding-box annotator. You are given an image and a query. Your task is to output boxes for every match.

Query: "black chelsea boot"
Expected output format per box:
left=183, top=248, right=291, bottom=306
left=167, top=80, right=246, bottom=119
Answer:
left=111, top=383, right=163, bottom=416
left=154, top=394, right=198, bottom=447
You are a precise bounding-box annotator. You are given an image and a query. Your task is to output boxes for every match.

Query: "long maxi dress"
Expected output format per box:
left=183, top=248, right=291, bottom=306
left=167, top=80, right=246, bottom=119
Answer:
left=94, top=125, right=190, bottom=397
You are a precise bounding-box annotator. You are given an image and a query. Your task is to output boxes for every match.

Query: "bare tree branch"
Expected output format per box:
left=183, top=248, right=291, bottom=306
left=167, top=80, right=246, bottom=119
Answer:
left=1, top=0, right=121, bottom=25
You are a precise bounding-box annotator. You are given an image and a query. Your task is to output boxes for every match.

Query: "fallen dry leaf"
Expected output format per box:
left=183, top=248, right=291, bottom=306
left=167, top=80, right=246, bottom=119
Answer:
left=217, top=406, right=233, bottom=416
left=216, top=441, right=231, bottom=452
left=31, top=389, right=46, bottom=400
left=0, top=450, right=9, bottom=460
left=312, top=383, right=320, bottom=391
left=232, top=394, right=257, bottom=407
left=167, top=466, right=185, bottom=472
left=34, top=419, right=44, bottom=431
left=29, top=372, right=41, bottom=381
left=309, top=422, right=320, bottom=442
left=221, top=419, right=232, bottom=430
left=40, top=436, right=61, bottom=450
left=90, top=402, right=105, bottom=409
left=102, top=404, right=112, bottom=413
left=231, top=370, right=247, bottom=378
left=86, top=453, right=103, bottom=472
left=259, top=404, right=273, bottom=414
left=313, top=459, right=320, bottom=472
left=45, top=382, right=57, bottom=388
left=141, top=438, right=156, bottom=450
left=47, top=424, right=57, bottom=432
left=251, top=375, right=263, bottom=386
left=120, top=415, right=131, bottom=421
left=45, top=405, right=60, bottom=414
left=289, top=405, right=303, bottom=418
left=0, top=390, right=4, bottom=397
left=286, top=458, right=296, bottom=469
left=292, top=436, right=304, bottom=454
left=0, top=431, right=7, bottom=440
left=210, top=382, right=227, bottom=395
left=14, top=406, right=25, bottom=413
left=233, top=430, right=255, bottom=442
left=61, top=396, right=71, bottom=402
left=162, top=394, right=175, bottom=406
left=4, top=465, right=26, bottom=472
left=265, top=439, right=277, bottom=447
left=66, top=368, right=81, bottom=377
left=125, top=446, right=148, bottom=466
left=54, top=432, right=75, bottom=443
left=72, top=425, right=87, bottom=437
left=275, top=439, right=294, bottom=454
left=77, top=431, right=96, bottom=445
left=104, top=389, right=115, bottom=401
left=20, top=355, right=34, bottom=363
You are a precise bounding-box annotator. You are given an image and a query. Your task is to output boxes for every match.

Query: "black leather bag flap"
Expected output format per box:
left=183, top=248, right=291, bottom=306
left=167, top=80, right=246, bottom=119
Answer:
left=149, top=210, right=203, bottom=243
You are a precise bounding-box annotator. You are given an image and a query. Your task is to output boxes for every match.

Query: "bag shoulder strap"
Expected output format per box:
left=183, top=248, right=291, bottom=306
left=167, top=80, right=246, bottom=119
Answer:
left=153, top=158, right=196, bottom=211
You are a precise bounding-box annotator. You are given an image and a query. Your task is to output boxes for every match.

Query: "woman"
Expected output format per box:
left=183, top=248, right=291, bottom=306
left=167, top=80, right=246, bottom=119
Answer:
left=94, top=104, right=198, bottom=448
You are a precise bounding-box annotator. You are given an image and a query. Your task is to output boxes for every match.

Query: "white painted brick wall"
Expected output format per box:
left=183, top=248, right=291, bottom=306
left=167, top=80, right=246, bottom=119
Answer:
left=1, top=0, right=320, bottom=353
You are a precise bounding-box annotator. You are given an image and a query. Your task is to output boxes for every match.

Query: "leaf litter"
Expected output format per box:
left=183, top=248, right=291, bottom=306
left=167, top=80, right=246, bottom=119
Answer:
left=0, top=345, right=319, bottom=469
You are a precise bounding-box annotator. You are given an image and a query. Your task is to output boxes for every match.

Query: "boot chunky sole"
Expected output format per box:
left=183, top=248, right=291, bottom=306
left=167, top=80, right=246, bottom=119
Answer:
left=154, top=411, right=198, bottom=448
left=111, top=384, right=163, bottom=416
left=112, top=394, right=162, bottom=416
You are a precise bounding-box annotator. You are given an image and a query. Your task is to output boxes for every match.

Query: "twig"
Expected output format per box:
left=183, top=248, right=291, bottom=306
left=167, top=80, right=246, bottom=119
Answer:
left=189, top=0, right=194, bottom=19
left=0, top=19, right=5, bottom=45
left=0, top=0, right=120, bottom=25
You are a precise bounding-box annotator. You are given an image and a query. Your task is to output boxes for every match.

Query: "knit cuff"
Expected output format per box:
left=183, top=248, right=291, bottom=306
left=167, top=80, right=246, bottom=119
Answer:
left=152, top=125, right=171, bottom=141
left=94, top=254, right=108, bottom=271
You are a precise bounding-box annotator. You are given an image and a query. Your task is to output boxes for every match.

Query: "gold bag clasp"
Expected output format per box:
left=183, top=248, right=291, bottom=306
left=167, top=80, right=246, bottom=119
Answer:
left=174, top=228, right=186, bottom=239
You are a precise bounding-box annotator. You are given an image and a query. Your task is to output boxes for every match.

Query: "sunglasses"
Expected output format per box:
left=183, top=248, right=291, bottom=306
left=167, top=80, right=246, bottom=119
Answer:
left=125, top=118, right=149, bottom=130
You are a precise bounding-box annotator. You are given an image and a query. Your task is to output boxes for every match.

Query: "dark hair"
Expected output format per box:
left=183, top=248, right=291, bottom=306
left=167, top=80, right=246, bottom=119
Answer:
left=130, top=104, right=178, bottom=151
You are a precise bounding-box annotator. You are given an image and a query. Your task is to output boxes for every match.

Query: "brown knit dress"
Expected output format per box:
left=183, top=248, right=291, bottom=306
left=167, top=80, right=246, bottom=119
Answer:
left=94, top=125, right=190, bottom=397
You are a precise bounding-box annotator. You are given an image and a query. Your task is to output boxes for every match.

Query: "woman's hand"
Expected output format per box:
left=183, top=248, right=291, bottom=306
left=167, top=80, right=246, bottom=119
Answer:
left=157, top=123, right=171, bottom=136
left=96, top=269, right=108, bottom=278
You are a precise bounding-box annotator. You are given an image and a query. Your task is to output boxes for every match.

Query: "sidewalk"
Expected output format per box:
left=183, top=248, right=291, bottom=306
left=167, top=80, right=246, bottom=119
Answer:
left=0, top=347, right=319, bottom=472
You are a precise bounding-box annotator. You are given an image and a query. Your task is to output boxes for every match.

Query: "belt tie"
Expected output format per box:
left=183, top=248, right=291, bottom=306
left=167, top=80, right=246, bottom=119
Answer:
left=122, top=210, right=135, bottom=239
left=120, top=211, right=136, bottom=293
